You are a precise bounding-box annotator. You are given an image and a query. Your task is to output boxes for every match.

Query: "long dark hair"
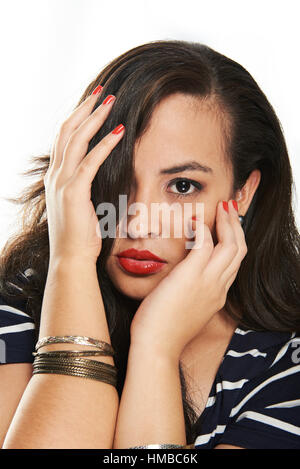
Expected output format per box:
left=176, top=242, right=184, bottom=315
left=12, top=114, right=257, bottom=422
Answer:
left=0, top=39, right=299, bottom=444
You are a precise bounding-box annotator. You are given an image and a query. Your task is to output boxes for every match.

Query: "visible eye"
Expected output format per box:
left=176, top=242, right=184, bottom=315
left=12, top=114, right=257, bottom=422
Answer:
left=166, top=178, right=203, bottom=198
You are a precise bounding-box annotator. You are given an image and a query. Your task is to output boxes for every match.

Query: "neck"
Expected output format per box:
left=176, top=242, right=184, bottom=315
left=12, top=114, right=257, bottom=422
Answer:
left=179, top=308, right=238, bottom=367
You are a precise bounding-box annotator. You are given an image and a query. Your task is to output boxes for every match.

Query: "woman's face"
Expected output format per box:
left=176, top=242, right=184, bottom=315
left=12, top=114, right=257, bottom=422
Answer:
left=105, top=92, right=234, bottom=300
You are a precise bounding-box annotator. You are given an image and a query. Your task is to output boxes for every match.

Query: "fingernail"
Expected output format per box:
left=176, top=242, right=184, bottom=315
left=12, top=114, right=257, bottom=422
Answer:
left=222, top=201, right=229, bottom=213
left=232, top=200, right=238, bottom=212
left=102, top=95, right=115, bottom=105
left=92, top=85, right=103, bottom=95
left=112, top=124, right=125, bottom=135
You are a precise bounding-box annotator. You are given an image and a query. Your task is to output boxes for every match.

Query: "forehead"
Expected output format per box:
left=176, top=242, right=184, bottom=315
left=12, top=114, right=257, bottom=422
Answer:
left=133, top=93, right=230, bottom=176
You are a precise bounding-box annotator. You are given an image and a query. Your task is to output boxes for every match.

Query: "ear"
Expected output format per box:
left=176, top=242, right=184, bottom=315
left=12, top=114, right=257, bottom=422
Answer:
left=235, top=169, right=261, bottom=216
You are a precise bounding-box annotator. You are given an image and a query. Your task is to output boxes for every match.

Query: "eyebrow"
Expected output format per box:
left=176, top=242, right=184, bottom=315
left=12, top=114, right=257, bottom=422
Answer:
left=159, top=160, right=213, bottom=175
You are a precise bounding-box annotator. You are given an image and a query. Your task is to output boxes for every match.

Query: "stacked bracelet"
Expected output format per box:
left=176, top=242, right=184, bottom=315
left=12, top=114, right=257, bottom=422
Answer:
left=33, top=335, right=117, bottom=387
left=32, top=355, right=117, bottom=387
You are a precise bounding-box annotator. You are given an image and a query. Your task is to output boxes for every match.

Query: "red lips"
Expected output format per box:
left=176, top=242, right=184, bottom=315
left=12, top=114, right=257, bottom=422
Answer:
left=117, top=249, right=166, bottom=263
left=117, top=249, right=167, bottom=275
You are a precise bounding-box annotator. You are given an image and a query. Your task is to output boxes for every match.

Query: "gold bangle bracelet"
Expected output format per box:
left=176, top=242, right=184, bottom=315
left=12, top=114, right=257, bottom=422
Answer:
left=33, top=355, right=117, bottom=373
left=32, top=366, right=117, bottom=387
left=33, top=367, right=117, bottom=382
left=32, top=350, right=113, bottom=358
left=33, top=365, right=115, bottom=378
left=35, top=335, right=114, bottom=355
left=33, top=356, right=117, bottom=376
left=33, top=361, right=116, bottom=375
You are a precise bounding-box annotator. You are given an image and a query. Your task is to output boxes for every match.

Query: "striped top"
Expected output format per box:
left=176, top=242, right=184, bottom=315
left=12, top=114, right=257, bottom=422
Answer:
left=0, top=293, right=35, bottom=364
left=193, top=326, right=300, bottom=449
left=0, top=293, right=299, bottom=448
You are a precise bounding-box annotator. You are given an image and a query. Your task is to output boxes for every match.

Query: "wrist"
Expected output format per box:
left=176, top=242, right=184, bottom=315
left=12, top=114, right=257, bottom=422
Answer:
left=129, top=341, right=180, bottom=367
left=48, top=254, right=97, bottom=273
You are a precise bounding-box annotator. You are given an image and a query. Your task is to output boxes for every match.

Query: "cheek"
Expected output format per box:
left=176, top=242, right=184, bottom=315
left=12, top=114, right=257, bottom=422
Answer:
left=104, top=255, right=114, bottom=281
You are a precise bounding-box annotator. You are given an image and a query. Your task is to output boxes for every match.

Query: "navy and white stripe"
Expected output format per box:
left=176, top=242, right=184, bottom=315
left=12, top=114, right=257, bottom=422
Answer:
left=0, top=293, right=35, bottom=364
left=193, top=327, right=300, bottom=449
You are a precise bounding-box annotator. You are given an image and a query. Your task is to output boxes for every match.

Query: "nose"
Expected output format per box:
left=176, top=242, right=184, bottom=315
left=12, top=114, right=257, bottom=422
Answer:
left=121, top=188, right=161, bottom=240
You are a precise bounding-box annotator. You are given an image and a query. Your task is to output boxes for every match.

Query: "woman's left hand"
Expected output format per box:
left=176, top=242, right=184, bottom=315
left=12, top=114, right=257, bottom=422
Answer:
left=130, top=199, right=248, bottom=362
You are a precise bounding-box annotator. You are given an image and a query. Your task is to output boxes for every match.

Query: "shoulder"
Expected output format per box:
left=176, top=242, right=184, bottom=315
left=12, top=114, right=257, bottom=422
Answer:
left=221, top=327, right=300, bottom=448
left=0, top=292, right=35, bottom=365
left=227, top=326, right=300, bottom=403
left=194, top=327, right=300, bottom=449
left=223, top=327, right=300, bottom=388
left=223, top=326, right=299, bottom=380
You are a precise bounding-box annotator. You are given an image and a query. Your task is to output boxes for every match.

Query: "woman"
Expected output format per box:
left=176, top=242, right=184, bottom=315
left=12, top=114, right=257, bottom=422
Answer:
left=0, top=39, right=299, bottom=449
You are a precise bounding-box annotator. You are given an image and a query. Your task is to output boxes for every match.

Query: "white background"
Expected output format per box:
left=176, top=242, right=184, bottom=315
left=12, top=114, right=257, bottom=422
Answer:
left=0, top=0, right=299, bottom=251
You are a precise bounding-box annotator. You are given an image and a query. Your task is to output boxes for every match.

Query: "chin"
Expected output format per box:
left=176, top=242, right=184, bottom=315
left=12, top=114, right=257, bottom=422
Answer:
left=109, top=274, right=161, bottom=301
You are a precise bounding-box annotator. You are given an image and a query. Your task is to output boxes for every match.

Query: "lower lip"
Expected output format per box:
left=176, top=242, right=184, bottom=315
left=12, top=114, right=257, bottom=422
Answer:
left=117, top=257, right=166, bottom=274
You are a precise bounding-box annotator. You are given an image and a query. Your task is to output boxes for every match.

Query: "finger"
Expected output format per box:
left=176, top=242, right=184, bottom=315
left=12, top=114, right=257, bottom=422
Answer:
left=205, top=200, right=238, bottom=278
left=67, top=123, right=125, bottom=190
left=48, top=133, right=59, bottom=171
left=60, top=94, right=117, bottom=178
left=220, top=199, right=248, bottom=283
left=50, top=85, right=104, bottom=171
left=183, top=221, right=214, bottom=270
left=225, top=271, right=238, bottom=292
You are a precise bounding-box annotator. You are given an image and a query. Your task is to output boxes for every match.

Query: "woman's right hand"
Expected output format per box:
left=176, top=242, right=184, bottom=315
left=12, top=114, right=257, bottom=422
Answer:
left=43, top=86, right=125, bottom=265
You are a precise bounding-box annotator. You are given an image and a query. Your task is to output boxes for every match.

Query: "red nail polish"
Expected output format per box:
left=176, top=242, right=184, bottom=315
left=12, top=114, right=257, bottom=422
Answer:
left=102, top=95, right=115, bottom=105
left=92, top=85, right=103, bottom=95
left=232, top=200, right=238, bottom=212
left=222, top=201, right=229, bottom=213
left=112, top=124, right=125, bottom=135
